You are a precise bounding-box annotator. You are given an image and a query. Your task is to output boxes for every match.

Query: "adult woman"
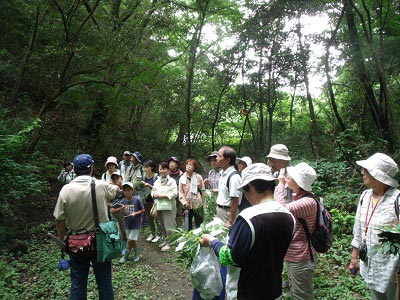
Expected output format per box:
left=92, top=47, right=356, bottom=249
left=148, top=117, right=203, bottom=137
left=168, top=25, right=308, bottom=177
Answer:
left=102, top=156, right=118, bottom=183
left=151, top=162, right=177, bottom=252
left=178, top=158, right=205, bottom=231
left=349, top=153, right=400, bottom=300
left=142, top=160, right=162, bottom=243
left=275, top=162, right=318, bottom=300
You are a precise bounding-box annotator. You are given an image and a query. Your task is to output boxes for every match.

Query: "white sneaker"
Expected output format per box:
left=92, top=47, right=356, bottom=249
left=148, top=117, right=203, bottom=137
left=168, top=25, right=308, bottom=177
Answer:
left=161, top=245, right=170, bottom=252
left=146, top=234, right=155, bottom=242
left=152, top=235, right=161, bottom=243
left=159, top=241, right=167, bottom=248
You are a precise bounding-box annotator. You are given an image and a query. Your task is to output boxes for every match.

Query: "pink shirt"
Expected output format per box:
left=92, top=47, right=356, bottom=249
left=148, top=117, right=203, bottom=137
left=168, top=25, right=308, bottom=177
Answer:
left=274, top=183, right=317, bottom=262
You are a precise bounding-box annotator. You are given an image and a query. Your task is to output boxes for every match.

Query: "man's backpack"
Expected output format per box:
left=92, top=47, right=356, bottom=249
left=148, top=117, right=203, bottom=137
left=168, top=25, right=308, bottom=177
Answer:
left=298, top=195, right=333, bottom=261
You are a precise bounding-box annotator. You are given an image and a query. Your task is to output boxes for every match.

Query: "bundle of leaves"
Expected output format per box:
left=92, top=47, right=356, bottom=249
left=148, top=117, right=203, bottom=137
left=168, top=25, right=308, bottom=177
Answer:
left=169, top=218, right=228, bottom=268
left=370, top=224, right=400, bottom=256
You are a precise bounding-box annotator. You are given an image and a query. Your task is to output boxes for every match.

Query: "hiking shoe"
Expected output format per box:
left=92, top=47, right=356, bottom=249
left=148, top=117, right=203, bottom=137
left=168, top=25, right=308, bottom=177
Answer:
left=152, top=235, right=161, bottom=243
left=146, top=234, right=155, bottom=242
left=161, top=245, right=170, bottom=252
left=159, top=241, right=167, bottom=248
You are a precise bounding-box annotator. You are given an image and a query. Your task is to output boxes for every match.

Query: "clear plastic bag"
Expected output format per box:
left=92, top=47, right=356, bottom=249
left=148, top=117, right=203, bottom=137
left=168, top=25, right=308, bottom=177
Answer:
left=190, top=245, right=223, bottom=300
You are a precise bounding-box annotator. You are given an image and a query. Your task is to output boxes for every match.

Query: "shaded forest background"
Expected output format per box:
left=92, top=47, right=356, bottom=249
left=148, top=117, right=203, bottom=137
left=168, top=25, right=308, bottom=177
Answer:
left=1, top=0, right=400, bottom=243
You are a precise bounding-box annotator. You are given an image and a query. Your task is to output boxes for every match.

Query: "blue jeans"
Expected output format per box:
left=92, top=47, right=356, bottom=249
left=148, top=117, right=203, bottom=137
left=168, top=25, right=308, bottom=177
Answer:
left=69, top=251, right=114, bottom=300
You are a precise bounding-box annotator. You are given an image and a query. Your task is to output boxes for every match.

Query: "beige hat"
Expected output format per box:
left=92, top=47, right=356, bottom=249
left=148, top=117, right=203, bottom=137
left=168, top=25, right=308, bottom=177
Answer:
left=287, top=162, right=317, bottom=192
left=237, top=156, right=253, bottom=167
left=356, top=153, right=398, bottom=188
left=104, top=156, right=118, bottom=168
left=267, top=144, right=291, bottom=161
left=238, top=163, right=276, bottom=192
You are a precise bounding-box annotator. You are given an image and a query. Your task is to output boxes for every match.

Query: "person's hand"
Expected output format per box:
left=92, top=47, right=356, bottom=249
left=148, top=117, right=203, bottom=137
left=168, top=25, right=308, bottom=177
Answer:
left=348, top=258, right=359, bottom=275
left=200, top=234, right=215, bottom=247
left=204, top=178, right=210, bottom=186
left=225, top=219, right=233, bottom=229
left=183, top=203, right=190, bottom=209
left=278, top=168, right=287, bottom=185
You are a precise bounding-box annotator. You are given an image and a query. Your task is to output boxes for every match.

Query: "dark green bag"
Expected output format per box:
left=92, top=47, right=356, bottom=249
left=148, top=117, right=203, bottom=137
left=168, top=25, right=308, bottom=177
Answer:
left=96, top=220, right=121, bottom=263
left=91, top=180, right=122, bottom=263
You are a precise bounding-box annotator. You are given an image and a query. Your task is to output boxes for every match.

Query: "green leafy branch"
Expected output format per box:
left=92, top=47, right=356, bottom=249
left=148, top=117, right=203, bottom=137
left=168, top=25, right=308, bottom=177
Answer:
left=370, top=224, right=400, bottom=256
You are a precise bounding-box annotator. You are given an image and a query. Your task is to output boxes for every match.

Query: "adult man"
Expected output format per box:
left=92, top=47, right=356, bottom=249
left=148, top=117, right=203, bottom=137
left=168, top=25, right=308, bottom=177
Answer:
left=204, top=151, right=223, bottom=193
left=53, top=154, right=119, bottom=300
left=129, top=151, right=144, bottom=183
left=215, top=146, right=242, bottom=229
left=201, top=163, right=295, bottom=300
left=57, top=160, right=76, bottom=184
left=119, top=150, right=133, bottom=182
left=267, top=144, right=292, bottom=203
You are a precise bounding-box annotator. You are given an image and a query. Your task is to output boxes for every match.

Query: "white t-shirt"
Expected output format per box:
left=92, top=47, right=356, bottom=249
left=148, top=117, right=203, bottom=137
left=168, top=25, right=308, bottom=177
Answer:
left=216, top=165, right=242, bottom=206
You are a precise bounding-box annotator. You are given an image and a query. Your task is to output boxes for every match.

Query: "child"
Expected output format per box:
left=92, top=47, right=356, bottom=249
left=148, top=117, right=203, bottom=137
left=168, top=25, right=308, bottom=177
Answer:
left=119, top=182, right=145, bottom=264
left=109, top=170, right=127, bottom=255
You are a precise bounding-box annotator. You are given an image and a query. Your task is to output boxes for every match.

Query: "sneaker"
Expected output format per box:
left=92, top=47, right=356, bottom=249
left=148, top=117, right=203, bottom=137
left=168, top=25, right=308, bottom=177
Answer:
left=152, top=235, right=161, bottom=243
left=161, top=245, right=170, bottom=252
left=159, top=241, right=167, bottom=248
left=146, top=234, right=155, bottom=242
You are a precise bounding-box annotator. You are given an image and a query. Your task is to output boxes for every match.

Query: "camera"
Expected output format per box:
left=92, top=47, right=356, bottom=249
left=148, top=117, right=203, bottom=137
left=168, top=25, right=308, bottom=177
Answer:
left=359, top=241, right=368, bottom=262
left=110, top=199, right=122, bottom=209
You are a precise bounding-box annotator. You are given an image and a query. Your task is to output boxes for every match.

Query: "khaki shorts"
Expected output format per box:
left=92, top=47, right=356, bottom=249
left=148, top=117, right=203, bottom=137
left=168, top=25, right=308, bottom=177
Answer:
left=126, top=228, right=140, bottom=241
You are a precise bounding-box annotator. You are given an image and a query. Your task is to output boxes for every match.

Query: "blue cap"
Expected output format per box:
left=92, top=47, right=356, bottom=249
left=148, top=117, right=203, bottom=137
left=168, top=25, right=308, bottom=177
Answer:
left=73, top=154, right=94, bottom=171
left=132, top=151, right=142, bottom=163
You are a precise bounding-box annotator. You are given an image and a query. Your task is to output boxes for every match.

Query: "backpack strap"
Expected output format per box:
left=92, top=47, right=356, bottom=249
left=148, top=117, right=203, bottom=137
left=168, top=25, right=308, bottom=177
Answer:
left=298, top=218, right=314, bottom=262
left=297, top=194, right=318, bottom=262
left=395, top=193, right=400, bottom=220
left=226, top=170, right=240, bottom=191
left=359, top=190, right=368, bottom=206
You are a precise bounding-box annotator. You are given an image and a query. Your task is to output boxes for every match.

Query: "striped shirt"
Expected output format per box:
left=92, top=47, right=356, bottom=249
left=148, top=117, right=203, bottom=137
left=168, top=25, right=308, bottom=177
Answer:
left=275, top=183, right=317, bottom=262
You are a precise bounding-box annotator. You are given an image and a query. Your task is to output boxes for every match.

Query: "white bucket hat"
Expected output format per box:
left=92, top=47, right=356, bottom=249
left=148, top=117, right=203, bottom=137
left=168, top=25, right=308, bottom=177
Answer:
left=237, top=156, right=253, bottom=167
left=356, top=153, right=398, bottom=187
left=104, top=156, right=118, bottom=168
left=238, top=163, right=276, bottom=192
left=267, top=144, right=291, bottom=161
left=286, top=162, right=317, bottom=192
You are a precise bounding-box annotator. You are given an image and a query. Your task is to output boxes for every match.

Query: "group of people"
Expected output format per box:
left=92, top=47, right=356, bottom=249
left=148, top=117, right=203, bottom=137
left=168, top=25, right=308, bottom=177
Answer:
left=53, top=145, right=400, bottom=300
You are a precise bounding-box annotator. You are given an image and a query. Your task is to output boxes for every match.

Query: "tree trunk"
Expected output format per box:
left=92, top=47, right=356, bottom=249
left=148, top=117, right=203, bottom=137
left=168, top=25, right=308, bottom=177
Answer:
left=185, top=0, right=210, bottom=158
left=296, top=16, right=322, bottom=158
left=12, top=7, right=43, bottom=103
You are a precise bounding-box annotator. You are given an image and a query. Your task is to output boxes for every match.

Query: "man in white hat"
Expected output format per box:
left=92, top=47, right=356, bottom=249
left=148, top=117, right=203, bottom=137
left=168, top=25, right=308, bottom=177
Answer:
left=349, top=153, right=400, bottom=299
left=267, top=144, right=293, bottom=204
left=200, top=163, right=295, bottom=300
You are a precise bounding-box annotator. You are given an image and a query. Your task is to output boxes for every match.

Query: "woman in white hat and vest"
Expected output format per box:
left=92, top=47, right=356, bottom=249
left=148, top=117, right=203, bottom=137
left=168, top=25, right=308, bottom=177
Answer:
left=349, top=153, right=400, bottom=300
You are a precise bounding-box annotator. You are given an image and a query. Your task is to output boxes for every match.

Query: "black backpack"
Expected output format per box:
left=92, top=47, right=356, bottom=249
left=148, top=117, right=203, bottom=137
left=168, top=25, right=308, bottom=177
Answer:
left=298, top=195, right=333, bottom=261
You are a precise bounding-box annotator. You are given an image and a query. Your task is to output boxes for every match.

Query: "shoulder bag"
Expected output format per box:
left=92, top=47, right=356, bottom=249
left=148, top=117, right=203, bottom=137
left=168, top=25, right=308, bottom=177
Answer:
left=91, top=180, right=122, bottom=263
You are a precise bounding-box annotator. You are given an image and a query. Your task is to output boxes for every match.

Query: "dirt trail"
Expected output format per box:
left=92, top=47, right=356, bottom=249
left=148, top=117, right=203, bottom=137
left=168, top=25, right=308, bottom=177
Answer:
left=121, top=232, right=193, bottom=299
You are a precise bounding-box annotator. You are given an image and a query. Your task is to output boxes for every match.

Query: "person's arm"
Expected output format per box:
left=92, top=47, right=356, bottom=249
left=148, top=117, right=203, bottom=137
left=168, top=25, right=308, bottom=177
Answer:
left=201, top=217, right=252, bottom=266
left=226, top=197, right=239, bottom=228
left=349, top=247, right=360, bottom=275
left=178, top=179, right=187, bottom=206
left=56, top=220, right=66, bottom=241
